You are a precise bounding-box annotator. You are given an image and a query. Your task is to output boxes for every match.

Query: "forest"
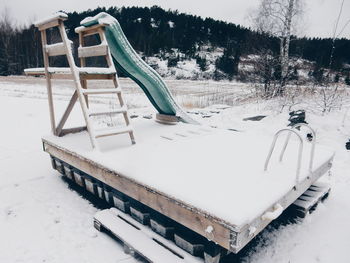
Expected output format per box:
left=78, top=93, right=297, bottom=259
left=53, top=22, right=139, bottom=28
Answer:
left=0, top=5, right=349, bottom=82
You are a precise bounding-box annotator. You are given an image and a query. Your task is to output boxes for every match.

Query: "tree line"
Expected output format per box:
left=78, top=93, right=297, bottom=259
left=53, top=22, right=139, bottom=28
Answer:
left=0, top=5, right=349, bottom=81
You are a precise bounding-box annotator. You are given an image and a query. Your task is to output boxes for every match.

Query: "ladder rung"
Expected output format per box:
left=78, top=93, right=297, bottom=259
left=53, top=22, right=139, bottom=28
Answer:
left=78, top=44, right=108, bottom=58
left=82, top=88, right=121, bottom=95
left=95, top=126, right=133, bottom=138
left=89, top=106, right=127, bottom=117
left=45, top=43, right=67, bottom=56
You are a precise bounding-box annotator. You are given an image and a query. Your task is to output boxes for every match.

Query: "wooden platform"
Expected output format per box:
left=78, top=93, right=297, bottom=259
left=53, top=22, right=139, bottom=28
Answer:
left=42, top=120, right=334, bottom=253
left=24, top=67, right=117, bottom=80
left=94, top=208, right=202, bottom=263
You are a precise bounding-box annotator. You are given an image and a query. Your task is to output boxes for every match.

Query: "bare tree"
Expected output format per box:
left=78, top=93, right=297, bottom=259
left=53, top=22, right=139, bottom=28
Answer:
left=251, top=0, right=304, bottom=95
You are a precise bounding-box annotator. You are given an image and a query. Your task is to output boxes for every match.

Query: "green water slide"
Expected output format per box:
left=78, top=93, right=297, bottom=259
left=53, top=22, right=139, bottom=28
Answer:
left=81, top=12, right=197, bottom=124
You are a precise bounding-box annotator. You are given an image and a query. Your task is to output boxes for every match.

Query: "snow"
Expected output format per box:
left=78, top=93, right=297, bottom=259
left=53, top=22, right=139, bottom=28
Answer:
left=95, top=208, right=201, bottom=262
left=0, top=96, right=136, bottom=263
left=80, top=13, right=112, bottom=26
left=42, top=119, right=333, bottom=227
left=168, top=21, right=175, bottom=28
left=34, top=12, right=68, bottom=26
left=1, top=76, right=350, bottom=262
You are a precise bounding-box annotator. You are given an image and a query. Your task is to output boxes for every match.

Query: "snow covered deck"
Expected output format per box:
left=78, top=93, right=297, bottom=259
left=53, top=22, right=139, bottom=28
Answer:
left=42, top=119, right=334, bottom=252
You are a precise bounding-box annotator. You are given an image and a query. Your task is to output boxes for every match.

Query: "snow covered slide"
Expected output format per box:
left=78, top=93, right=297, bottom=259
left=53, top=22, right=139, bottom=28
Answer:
left=78, top=12, right=197, bottom=124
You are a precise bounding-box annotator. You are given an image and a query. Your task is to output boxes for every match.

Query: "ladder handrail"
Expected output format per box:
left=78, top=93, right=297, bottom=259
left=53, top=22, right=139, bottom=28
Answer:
left=57, top=21, right=98, bottom=149
left=264, top=128, right=304, bottom=186
left=280, top=123, right=316, bottom=172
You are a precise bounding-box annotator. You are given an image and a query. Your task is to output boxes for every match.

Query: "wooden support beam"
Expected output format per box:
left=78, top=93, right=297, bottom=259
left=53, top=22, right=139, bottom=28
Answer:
left=78, top=44, right=108, bottom=58
left=38, top=20, right=60, bottom=31
left=40, top=30, right=56, bottom=135
left=75, top=23, right=107, bottom=36
left=56, top=91, right=78, bottom=136
left=46, top=43, right=66, bottom=57
left=59, top=126, right=87, bottom=137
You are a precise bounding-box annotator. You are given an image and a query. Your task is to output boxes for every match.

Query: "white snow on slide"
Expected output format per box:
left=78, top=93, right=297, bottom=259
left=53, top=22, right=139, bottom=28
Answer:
left=0, top=77, right=350, bottom=262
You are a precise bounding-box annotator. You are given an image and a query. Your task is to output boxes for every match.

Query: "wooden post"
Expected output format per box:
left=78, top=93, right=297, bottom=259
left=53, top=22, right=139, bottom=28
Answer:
left=55, top=91, right=78, bottom=136
left=99, top=28, right=135, bottom=144
left=40, top=30, right=56, bottom=135
left=79, top=32, right=89, bottom=107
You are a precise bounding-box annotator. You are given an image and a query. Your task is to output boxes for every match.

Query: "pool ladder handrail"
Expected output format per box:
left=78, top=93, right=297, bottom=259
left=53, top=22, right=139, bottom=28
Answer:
left=280, top=123, right=316, bottom=172
left=264, top=123, right=316, bottom=187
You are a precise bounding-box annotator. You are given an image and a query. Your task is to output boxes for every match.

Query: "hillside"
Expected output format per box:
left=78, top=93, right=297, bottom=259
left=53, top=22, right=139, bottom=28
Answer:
left=1, top=6, right=350, bottom=83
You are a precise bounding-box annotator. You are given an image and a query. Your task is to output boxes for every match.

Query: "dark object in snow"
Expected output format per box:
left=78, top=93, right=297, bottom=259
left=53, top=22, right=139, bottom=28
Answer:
left=243, top=115, right=266, bottom=121
left=288, top=110, right=307, bottom=127
left=346, top=139, right=350, bottom=150
left=307, top=133, right=313, bottom=142
left=130, top=114, right=138, bottom=119
left=143, top=114, right=153, bottom=119
left=174, top=232, right=205, bottom=257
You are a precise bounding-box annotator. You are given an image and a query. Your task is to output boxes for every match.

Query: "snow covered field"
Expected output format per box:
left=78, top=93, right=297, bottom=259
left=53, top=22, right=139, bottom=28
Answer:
left=0, top=76, right=349, bottom=262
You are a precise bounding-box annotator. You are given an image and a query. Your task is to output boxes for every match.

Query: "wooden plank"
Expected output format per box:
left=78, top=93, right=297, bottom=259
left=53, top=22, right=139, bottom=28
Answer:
left=78, top=44, right=108, bottom=58
left=24, top=70, right=45, bottom=76
left=46, top=43, right=66, bottom=57
left=50, top=73, right=74, bottom=80
left=75, top=24, right=107, bottom=36
left=95, top=126, right=133, bottom=138
left=99, top=29, right=114, bottom=68
left=94, top=208, right=201, bottom=263
left=49, top=72, right=114, bottom=80
left=38, top=20, right=59, bottom=31
left=78, top=33, right=89, bottom=107
left=35, top=14, right=67, bottom=28
left=80, top=73, right=114, bottom=80
left=42, top=140, right=234, bottom=251
left=82, top=88, right=121, bottom=95
left=88, top=106, right=127, bottom=117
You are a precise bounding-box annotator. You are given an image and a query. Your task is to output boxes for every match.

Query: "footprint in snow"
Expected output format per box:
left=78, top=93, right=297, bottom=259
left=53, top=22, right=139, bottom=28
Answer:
left=4, top=207, right=16, bottom=219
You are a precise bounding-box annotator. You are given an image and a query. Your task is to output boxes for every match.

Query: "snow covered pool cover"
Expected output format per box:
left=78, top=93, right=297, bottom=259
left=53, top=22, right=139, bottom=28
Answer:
left=43, top=120, right=334, bottom=227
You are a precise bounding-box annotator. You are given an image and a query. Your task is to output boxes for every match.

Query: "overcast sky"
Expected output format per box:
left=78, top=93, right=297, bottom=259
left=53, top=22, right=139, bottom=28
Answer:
left=1, top=0, right=349, bottom=38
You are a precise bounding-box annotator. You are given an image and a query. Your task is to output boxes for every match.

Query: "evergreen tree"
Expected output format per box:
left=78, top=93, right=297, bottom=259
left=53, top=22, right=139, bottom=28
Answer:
left=196, top=56, right=208, bottom=71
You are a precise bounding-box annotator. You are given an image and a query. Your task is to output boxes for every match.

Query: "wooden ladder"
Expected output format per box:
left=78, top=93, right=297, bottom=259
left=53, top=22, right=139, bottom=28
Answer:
left=35, top=14, right=135, bottom=149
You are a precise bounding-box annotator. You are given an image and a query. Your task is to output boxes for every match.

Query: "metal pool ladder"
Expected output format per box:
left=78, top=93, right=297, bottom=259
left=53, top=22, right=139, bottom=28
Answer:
left=264, top=123, right=316, bottom=188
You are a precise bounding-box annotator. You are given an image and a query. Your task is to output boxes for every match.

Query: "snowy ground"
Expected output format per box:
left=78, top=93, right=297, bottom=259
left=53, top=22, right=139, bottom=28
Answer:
left=0, top=76, right=349, bottom=262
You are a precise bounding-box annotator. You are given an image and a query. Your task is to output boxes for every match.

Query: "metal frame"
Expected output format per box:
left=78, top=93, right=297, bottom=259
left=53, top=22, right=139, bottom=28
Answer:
left=280, top=123, right=316, bottom=172
left=264, top=128, right=304, bottom=186
left=264, top=123, right=317, bottom=187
